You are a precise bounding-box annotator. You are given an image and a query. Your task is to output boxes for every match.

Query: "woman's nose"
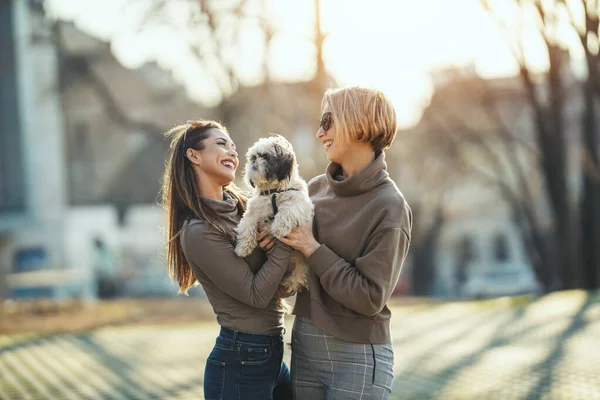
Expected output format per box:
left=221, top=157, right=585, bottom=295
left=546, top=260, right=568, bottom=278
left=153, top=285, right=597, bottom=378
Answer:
left=229, top=148, right=238, bottom=157
left=316, top=128, right=325, bottom=139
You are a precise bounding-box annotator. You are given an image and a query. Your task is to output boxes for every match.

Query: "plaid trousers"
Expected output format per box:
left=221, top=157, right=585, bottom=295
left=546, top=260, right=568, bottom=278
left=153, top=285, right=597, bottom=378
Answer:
left=291, top=316, right=394, bottom=400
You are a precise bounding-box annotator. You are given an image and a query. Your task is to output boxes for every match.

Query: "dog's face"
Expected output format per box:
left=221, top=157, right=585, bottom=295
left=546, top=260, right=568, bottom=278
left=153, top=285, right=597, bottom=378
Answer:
left=244, top=135, right=297, bottom=191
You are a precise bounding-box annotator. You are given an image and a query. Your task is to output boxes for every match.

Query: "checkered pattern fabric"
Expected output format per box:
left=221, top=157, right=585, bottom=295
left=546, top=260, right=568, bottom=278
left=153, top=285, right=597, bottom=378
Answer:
left=291, top=316, right=394, bottom=400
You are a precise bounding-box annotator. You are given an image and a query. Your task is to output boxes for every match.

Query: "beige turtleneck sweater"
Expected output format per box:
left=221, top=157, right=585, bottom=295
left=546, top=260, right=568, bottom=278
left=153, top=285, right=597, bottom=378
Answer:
left=181, top=192, right=293, bottom=335
left=293, top=152, right=412, bottom=344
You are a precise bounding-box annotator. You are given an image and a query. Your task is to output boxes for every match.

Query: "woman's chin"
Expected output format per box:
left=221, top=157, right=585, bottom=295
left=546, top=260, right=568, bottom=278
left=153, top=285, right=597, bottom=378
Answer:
left=220, top=172, right=236, bottom=186
left=326, top=152, right=340, bottom=164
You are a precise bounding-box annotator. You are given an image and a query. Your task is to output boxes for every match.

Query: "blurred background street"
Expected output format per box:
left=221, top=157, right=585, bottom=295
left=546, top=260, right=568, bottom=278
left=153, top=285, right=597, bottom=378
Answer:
left=1, top=292, right=599, bottom=399
left=2, top=0, right=600, bottom=398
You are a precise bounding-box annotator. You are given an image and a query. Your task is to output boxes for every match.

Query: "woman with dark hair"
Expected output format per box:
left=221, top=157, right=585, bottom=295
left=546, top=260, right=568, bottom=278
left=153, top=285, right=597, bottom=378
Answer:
left=161, top=120, right=293, bottom=400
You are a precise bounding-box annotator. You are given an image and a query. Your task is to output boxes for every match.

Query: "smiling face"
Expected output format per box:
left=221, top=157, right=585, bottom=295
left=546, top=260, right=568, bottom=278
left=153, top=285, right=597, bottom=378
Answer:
left=316, top=104, right=346, bottom=164
left=188, top=128, right=239, bottom=187
left=318, top=87, right=398, bottom=163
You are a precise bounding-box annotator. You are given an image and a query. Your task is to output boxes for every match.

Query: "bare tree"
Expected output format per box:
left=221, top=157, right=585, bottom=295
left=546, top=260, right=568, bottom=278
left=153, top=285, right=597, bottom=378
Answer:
left=129, top=0, right=329, bottom=101
left=44, top=0, right=331, bottom=205
left=400, top=75, right=558, bottom=292
left=440, top=80, right=558, bottom=290
left=482, top=0, right=600, bottom=289
left=568, top=0, right=600, bottom=289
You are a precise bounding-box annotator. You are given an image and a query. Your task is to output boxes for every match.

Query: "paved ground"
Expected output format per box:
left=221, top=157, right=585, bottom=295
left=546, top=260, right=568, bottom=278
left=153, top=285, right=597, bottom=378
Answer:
left=1, top=291, right=599, bottom=399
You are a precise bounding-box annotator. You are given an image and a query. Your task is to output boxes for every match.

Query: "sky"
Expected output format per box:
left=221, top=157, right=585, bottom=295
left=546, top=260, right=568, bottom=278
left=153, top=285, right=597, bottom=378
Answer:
left=44, top=0, right=585, bottom=128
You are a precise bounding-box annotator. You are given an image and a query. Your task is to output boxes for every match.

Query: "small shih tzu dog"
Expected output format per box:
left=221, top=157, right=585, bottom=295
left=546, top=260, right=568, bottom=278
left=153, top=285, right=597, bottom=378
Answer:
left=235, top=135, right=312, bottom=298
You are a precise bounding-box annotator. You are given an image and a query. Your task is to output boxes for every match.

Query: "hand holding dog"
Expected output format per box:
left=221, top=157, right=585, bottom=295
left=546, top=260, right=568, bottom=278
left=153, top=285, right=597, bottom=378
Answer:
left=279, top=210, right=320, bottom=258
left=257, top=222, right=275, bottom=251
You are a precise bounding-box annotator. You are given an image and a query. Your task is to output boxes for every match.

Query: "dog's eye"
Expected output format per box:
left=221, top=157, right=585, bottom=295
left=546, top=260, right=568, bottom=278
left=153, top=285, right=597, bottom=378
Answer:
left=263, top=153, right=270, bottom=160
left=250, top=155, right=256, bottom=162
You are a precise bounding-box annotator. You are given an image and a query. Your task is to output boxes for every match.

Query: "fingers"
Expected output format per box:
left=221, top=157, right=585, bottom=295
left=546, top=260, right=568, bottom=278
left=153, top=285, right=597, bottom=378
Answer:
left=265, top=237, right=275, bottom=251
left=257, top=229, right=268, bottom=241
left=262, top=242, right=274, bottom=251
left=257, top=224, right=277, bottom=251
left=259, top=235, right=275, bottom=251
left=279, top=236, right=292, bottom=247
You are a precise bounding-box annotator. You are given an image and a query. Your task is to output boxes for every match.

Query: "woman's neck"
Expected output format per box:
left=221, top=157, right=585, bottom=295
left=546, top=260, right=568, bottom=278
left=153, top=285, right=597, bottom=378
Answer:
left=196, top=174, right=224, bottom=201
left=340, top=144, right=375, bottom=177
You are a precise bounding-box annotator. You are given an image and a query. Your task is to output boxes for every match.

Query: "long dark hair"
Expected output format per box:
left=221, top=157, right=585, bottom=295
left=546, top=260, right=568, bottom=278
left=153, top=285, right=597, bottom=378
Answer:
left=161, top=120, right=247, bottom=294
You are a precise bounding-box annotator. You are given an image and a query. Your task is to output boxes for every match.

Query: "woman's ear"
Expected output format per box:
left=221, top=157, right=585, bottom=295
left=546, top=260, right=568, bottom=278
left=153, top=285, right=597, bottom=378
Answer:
left=187, top=148, right=201, bottom=165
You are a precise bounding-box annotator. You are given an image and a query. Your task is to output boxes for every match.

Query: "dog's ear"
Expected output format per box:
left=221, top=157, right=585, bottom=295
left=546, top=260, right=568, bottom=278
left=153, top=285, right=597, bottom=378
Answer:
left=274, top=144, right=294, bottom=181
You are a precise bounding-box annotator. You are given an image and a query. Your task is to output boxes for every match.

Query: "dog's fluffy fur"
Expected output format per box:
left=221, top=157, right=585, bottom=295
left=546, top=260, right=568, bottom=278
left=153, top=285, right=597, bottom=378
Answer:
left=235, top=135, right=311, bottom=298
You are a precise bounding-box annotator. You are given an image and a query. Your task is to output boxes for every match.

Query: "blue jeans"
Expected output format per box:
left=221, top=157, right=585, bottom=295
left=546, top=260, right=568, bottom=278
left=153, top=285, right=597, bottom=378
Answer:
left=204, top=326, right=292, bottom=400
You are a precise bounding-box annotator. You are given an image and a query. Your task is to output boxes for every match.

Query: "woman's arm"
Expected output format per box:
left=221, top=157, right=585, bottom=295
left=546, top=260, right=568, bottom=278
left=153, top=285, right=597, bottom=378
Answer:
left=307, top=228, right=410, bottom=316
left=183, top=223, right=293, bottom=308
left=281, top=219, right=410, bottom=316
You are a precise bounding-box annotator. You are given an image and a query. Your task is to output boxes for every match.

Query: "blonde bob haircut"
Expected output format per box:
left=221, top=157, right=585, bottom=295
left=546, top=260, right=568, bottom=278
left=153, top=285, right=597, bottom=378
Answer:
left=322, top=86, right=397, bottom=154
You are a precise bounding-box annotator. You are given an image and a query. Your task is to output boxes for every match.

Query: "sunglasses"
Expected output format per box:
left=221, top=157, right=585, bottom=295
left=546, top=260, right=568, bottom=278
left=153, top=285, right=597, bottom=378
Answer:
left=319, top=112, right=332, bottom=132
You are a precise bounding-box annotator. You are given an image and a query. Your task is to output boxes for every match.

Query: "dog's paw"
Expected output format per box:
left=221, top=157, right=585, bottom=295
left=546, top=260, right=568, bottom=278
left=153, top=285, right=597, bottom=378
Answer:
left=270, top=221, right=292, bottom=239
left=235, top=237, right=256, bottom=257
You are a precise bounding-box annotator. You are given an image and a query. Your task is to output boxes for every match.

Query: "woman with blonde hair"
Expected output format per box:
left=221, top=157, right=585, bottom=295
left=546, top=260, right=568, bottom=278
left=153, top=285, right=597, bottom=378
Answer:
left=161, top=120, right=294, bottom=399
left=280, top=87, right=412, bottom=399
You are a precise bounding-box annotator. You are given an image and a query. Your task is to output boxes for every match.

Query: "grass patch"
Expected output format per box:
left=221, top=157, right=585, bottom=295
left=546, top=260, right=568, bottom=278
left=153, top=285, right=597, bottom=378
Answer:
left=0, top=298, right=215, bottom=335
left=3, top=290, right=596, bottom=336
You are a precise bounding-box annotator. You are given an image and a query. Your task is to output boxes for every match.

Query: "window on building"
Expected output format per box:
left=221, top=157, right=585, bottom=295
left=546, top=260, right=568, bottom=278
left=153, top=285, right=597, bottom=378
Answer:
left=494, top=233, right=510, bottom=262
left=457, top=236, right=475, bottom=265
left=455, top=236, right=475, bottom=285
